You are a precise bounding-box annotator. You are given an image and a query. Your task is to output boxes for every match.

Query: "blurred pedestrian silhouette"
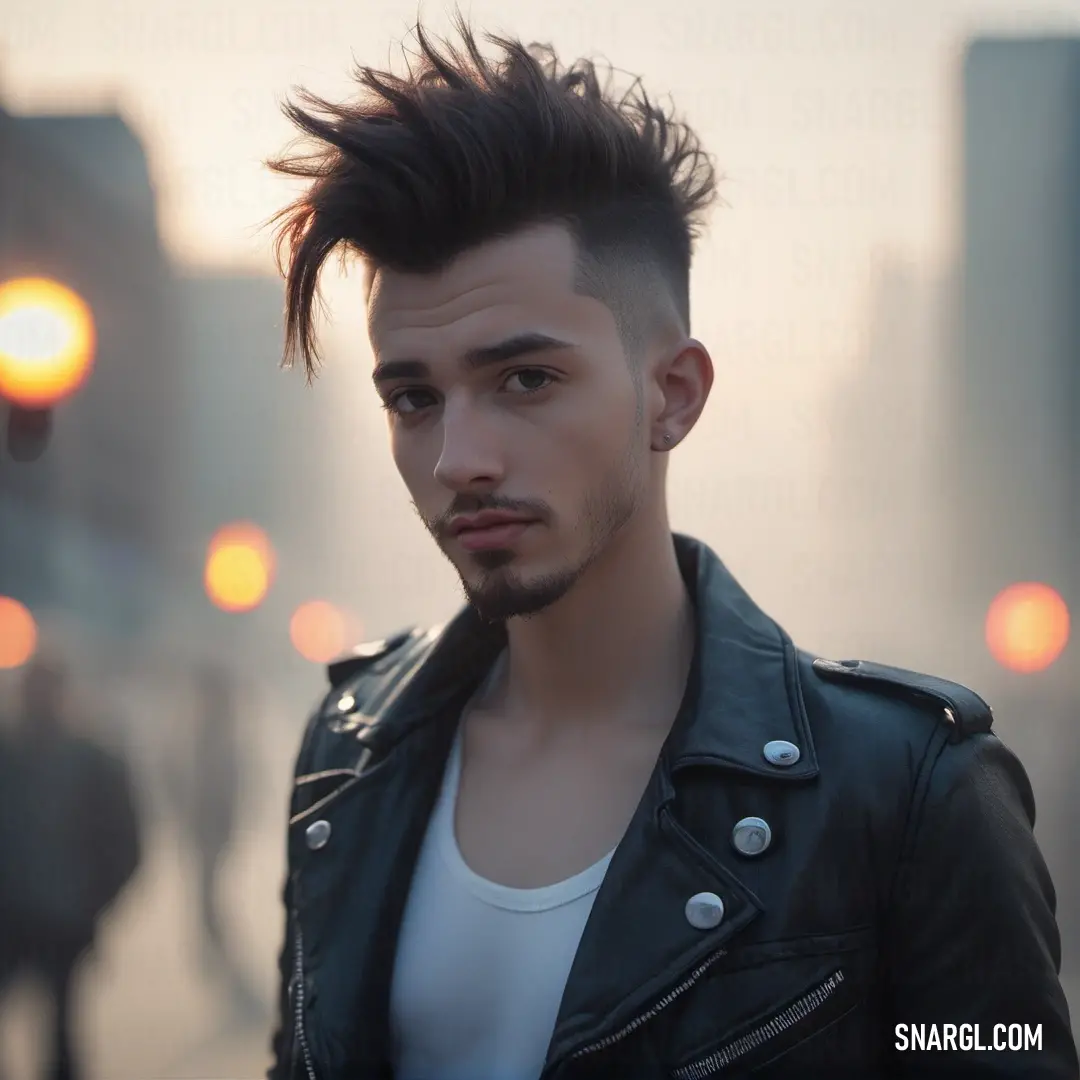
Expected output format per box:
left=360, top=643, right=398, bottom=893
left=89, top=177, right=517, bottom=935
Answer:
left=0, top=656, right=142, bottom=1080
left=164, top=661, right=264, bottom=1023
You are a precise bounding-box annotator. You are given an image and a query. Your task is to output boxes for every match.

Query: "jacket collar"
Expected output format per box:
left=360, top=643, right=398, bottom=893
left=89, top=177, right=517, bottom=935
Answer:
left=362, top=532, right=818, bottom=784
left=664, top=532, right=818, bottom=780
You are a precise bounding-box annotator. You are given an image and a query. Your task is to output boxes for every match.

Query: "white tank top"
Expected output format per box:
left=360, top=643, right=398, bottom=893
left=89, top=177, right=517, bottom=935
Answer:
left=389, top=704, right=615, bottom=1080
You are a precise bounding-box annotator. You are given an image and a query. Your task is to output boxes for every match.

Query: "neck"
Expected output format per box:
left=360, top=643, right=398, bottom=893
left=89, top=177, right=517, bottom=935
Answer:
left=496, top=516, right=695, bottom=731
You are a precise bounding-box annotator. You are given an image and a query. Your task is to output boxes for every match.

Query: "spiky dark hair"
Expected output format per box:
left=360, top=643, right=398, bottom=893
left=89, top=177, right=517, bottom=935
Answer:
left=268, top=12, right=718, bottom=377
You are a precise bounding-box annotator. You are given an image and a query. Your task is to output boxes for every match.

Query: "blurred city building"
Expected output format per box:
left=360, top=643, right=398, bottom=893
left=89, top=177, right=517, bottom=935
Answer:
left=0, top=106, right=179, bottom=666
left=0, top=101, right=340, bottom=690
left=953, top=36, right=1079, bottom=970
left=825, top=39, right=1079, bottom=708
left=952, top=37, right=1079, bottom=678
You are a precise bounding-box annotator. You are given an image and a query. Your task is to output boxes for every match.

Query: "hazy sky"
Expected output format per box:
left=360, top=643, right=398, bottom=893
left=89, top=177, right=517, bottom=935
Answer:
left=5, top=1, right=1077, bottom=271
left=3, top=0, right=1079, bottom=645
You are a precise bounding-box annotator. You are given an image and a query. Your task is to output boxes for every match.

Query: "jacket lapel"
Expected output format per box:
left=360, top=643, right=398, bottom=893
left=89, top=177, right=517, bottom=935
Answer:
left=540, top=536, right=819, bottom=1072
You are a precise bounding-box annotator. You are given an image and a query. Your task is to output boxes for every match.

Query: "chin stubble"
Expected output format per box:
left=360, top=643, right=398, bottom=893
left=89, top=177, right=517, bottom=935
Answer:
left=460, top=447, right=643, bottom=622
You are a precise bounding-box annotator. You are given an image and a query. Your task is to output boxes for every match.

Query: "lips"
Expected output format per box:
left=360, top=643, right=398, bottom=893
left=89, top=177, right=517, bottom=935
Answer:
left=450, top=513, right=538, bottom=552
left=450, top=511, right=536, bottom=536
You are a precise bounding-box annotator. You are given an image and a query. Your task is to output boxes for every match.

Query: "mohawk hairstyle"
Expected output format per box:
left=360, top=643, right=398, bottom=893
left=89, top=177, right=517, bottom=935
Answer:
left=267, top=12, right=719, bottom=378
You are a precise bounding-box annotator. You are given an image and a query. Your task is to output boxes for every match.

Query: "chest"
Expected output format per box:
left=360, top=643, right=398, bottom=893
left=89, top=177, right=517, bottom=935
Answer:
left=389, top=816, right=608, bottom=1080
left=452, top=715, right=668, bottom=888
left=284, top=714, right=894, bottom=1080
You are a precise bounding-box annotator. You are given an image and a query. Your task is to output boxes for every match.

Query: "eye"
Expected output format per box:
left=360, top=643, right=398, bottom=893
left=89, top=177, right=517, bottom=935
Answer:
left=503, top=368, right=554, bottom=394
left=384, top=387, right=438, bottom=416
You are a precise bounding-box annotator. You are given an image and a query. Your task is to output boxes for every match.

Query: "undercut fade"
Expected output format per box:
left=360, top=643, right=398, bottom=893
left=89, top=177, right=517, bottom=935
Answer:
left=267, top=11, right=719, bottom=378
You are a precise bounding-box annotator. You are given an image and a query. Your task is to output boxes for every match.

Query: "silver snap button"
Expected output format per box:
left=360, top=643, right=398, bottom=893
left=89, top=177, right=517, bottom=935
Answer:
left=763, top=740, right=800, bottom=767
left=685, top=892, right=725, bottom=930
left=732, top=816, right=772, bottom=856
left=337, top=693, right=356, bottom=712
left=305, top=819, right=332, bottom=850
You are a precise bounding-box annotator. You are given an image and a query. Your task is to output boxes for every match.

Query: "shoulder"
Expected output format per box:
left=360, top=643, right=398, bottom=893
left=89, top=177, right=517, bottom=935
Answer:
left=793, top=649, right=997, bottom=791
left=799, top=652, right=994, bottom=745
left=291, top=625, right=443, bottom=773
left=795, top=651, right=1028, bottom=848
left=324, top=627, right=421, bottom=689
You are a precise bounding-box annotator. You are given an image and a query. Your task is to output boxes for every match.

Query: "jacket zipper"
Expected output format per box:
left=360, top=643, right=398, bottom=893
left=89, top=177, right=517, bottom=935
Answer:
left=670, top=968, right=846, bottom=1080
left=292, top=921, right=317, bottom=1080
left=568, top=947, right=729, bottom=1060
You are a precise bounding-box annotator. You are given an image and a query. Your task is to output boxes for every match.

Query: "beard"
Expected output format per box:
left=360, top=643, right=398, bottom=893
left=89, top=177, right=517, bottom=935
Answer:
left=462, top=555, right=583, bottom=622
left=418, top=445, right=645, bottom=623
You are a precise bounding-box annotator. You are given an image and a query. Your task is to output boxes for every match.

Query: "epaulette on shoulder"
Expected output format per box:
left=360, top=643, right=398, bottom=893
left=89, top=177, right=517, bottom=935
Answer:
left=326, top=628, right=416, bottom=689
left=811, top=657, right=993, bottom=742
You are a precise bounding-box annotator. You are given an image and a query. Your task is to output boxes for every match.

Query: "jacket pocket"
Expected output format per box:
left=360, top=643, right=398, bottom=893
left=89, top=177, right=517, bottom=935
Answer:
left=670, top=967, right=859, bottom=1078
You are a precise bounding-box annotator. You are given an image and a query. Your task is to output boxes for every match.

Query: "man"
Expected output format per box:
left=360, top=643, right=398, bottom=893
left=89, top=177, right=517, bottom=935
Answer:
left=163, top=661, right=264, bottom=1021
left=0, top=657, right=142, bottom=1080
left=265, top=17, right=1078, bottom=1080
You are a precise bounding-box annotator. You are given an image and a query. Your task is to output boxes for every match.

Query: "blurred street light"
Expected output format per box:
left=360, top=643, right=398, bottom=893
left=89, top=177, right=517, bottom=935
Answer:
left=0, top=596, right=38, bottom=669
left=985, top=582, right=1070, bottom=674
left=0, top=276, right=96, bottom=408
left=204, top=522, right=275, bottom=613
left=0, top=276, right=96, bottom=461
left=290, top=600, right=350, bottom=664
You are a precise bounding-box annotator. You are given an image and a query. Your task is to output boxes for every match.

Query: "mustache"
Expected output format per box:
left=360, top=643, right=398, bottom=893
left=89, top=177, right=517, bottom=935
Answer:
left=419, top=494, right=552, bottom=539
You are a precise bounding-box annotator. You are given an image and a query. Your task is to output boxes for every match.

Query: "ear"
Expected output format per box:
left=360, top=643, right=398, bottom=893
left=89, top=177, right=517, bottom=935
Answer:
left=649, top=338, right=714, bottom=450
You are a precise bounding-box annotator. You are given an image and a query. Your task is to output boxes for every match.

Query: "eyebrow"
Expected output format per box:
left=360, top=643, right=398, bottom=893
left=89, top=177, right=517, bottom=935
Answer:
left=371, top=331, right=575, bottom=385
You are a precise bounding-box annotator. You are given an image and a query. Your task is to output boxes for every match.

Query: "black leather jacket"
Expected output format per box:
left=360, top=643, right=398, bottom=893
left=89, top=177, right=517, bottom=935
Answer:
left=268, top=535, right=1078, bottom=1079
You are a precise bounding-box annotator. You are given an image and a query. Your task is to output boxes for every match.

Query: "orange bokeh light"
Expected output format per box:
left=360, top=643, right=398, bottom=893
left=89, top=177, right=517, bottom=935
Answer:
left=204, top=522, right=275, bottom=613
left=0, top=596, right=38, bottom=669
left=986, top=582, right=1070, bottom=674
left=0, top=277, right=96, bottom=408
left=290, top=600, right=350, bottom=664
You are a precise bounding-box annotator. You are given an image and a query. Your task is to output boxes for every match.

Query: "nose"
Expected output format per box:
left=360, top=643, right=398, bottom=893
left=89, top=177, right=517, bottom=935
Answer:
left=432, top=396, right=505, bottom=493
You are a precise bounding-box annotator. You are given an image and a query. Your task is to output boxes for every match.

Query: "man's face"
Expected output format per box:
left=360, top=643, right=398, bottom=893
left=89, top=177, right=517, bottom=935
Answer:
left=367, top=224, right=653, bottom=621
